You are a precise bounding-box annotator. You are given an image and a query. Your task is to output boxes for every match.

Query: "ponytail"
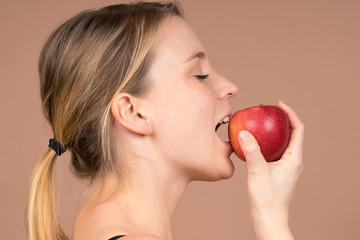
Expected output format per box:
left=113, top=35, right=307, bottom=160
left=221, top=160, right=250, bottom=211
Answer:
left=25, top=149, right=68, bottom=240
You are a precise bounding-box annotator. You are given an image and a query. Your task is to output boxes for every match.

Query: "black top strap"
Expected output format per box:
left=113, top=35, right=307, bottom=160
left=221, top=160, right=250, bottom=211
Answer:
left=108, top=235, right=125, bottom=240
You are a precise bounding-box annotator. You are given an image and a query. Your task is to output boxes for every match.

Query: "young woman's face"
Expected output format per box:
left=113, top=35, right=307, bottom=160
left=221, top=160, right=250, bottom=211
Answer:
left=143, top=16, right=238, bottom=181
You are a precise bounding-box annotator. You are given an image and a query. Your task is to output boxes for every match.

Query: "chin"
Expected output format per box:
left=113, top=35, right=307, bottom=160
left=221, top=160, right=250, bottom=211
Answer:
left=216, top=157, right=235, bottom=180
left=199, top=157, right=235, bottom=182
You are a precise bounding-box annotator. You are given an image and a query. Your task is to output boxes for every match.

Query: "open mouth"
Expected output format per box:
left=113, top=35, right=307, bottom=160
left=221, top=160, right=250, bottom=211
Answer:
left=215, top=116, right=230, bottom=132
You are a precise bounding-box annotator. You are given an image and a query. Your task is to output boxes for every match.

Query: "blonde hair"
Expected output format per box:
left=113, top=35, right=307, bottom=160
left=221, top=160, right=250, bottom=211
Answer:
left=25, top=2, right=183, bottom=240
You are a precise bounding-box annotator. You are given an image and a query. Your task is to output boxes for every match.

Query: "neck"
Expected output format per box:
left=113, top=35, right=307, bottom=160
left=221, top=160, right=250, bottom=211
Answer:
left=88, top=156, right=189, bottom=240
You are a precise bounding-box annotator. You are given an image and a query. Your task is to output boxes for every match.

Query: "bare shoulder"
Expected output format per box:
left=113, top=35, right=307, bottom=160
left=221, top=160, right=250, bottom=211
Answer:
left=76, top=232, right=164, bottom=240
left=73, top=203, right=164, bottom=240
left=116, top=234, right=164, bottom=240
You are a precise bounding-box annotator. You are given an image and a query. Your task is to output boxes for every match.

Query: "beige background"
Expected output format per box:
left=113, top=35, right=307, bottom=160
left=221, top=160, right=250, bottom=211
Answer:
left=1, top=0, right=359, bottom=239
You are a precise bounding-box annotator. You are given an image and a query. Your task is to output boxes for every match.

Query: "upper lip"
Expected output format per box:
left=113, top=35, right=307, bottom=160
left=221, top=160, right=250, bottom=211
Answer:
left=215, top=110, right=232, bottom=131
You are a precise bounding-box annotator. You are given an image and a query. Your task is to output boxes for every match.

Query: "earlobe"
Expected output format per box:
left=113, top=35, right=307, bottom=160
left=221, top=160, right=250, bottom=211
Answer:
left=111, top=93, right=152, bottom=135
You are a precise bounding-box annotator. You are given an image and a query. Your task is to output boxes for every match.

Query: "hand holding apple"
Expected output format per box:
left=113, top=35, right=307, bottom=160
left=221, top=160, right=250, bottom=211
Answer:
left=234, top=101, right=305, bottom=238
left=228, top=104, right=291, bottom=162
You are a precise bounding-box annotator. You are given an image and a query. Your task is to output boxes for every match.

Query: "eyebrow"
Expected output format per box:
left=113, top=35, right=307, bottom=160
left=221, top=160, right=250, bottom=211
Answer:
left=185, top=51, right=206, bottom=63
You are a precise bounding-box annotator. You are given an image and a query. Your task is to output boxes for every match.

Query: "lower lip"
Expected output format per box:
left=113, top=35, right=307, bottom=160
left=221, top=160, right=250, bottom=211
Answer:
left=224, top=141, right=234, bottom=156
left=216, top=132, right=233, bottom=151
left=224, top=140, right=232, bottom=150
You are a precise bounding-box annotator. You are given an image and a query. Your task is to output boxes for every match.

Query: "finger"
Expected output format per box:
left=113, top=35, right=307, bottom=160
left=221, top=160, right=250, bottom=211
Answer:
left=277, top=100, right=305, bottom=158
left=238, top=130, right=268, bottom=174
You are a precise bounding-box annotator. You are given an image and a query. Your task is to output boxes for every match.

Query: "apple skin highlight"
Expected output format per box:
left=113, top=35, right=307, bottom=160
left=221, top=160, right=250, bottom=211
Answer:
left=228, top=105, right=291, bottom=162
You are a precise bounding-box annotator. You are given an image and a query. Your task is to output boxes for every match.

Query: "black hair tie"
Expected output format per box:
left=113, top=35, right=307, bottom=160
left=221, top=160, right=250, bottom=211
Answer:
left=48, top=138, right=66, bottom=156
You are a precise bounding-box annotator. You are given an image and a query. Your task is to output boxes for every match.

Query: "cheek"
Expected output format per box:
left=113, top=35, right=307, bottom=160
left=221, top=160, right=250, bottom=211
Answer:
left=152, top=84, right=217, bottom=159
left=168, top=86, right=215, bottom=133
left=153, top=80, right=214, bottom=124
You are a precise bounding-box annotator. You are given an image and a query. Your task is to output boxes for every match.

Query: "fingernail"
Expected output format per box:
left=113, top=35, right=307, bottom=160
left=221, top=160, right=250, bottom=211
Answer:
left=239, top=130, right=249, bottom=142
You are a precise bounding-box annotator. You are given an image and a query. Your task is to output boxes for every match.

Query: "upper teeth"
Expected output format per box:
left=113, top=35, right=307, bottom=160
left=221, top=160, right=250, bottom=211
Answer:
left=219, top=116, right=230, bottom=124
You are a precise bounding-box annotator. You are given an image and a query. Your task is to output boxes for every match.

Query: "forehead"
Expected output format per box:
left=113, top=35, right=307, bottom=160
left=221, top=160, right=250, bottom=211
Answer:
left=151, top=16, right=205, bottom=65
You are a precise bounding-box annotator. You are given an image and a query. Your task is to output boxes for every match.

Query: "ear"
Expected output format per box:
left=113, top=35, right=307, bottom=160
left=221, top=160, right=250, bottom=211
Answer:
left=111, top=93, right=152, bottom=136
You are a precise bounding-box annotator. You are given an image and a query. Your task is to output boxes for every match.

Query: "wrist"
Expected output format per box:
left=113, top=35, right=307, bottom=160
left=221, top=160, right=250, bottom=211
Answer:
left=251, top=211, right=294, bottom=240
left=251, top=209, right=289, bottom=226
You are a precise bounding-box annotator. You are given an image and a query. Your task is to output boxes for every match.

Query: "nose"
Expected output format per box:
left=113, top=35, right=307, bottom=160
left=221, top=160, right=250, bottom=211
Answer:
left=217, top=74, right=238, bottom=100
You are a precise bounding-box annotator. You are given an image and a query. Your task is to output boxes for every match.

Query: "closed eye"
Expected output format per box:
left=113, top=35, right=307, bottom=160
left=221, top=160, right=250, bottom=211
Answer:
left=195, top=74, right=209, bottom=80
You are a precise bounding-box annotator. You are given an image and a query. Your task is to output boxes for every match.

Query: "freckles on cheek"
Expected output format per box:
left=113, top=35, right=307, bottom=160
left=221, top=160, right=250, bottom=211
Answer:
left=153, top=89, right=186, bottom=127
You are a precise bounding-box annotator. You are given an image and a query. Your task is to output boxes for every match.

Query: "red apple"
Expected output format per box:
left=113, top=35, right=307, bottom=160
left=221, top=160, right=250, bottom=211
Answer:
left=228, top=105, right=291, bottom=162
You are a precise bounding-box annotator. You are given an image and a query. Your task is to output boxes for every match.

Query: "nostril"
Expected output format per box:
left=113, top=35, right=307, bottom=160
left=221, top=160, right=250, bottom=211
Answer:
left=219, top=89, right=237, bottom=100
left=229, top=91, right=236, bottom=98
left=216, top=74, right=238, bottom=99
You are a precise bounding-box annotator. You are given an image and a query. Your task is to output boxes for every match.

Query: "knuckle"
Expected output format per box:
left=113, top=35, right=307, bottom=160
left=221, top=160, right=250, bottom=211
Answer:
left=294, top=160, right=304, bottom=173
left=248, top=168, right=267, bottom=177
left=299, top=122, right=305, bottom=132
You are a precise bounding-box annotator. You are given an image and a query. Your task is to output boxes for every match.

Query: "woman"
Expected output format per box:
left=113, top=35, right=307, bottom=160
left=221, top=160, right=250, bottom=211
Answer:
left=25, top=2, right=304, bottom=240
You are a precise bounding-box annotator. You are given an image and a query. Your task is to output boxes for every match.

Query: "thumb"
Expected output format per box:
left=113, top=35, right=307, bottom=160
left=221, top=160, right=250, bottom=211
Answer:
left=238, top=130, right=267, bottom=173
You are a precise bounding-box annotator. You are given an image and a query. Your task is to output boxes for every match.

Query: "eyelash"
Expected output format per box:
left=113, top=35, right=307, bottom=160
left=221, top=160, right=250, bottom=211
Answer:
left=195, top=74, right=209, bottom=80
